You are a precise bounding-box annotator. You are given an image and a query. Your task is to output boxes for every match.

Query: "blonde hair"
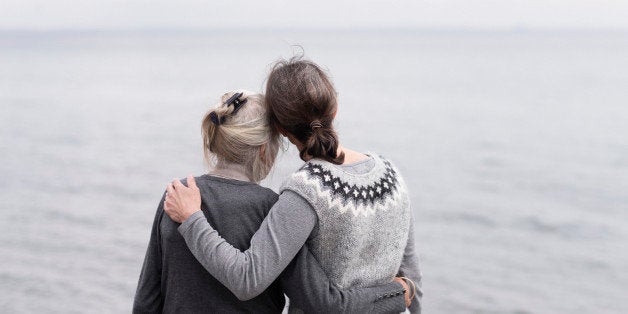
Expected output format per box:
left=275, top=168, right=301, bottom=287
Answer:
left=201, top=90, right=280, bottom=182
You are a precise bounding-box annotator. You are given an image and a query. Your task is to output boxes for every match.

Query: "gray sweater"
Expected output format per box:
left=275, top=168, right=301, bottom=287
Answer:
left=178, top=156, right=422, bottom=313
left=280, top=155, right=412, bottom=289
left=134, top=175, right=407, bottom=313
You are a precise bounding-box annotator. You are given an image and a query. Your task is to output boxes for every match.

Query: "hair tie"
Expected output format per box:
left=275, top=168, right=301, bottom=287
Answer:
left=310, top=120, right=323, bottom=130
left=209, top=111, right=223, bottom=126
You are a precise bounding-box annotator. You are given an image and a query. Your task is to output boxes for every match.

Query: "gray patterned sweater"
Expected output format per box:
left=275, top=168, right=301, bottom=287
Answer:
left=280, top=155, right=412, bottom=289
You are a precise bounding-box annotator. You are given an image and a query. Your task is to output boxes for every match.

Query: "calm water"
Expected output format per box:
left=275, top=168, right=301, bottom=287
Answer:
left=1, top=30, right=627, bottom=313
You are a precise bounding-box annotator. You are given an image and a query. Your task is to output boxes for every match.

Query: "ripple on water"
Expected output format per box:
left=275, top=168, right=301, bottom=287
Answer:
left=436, top=211, right=498, bottom=228
left=513, top=216, right=612, bottom=240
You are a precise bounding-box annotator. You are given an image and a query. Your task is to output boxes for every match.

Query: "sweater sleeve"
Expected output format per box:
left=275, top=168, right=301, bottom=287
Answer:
left=177, top=189, right=317, bottom=300
left=281, top=243, right=408, bottom=313
left=133, top=192, right=165, bottom=314
left=397, top=212, right=423, bottom=313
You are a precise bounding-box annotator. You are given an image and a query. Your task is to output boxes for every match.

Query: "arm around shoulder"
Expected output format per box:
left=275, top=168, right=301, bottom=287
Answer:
left=177, top=190, right=317, bottom=300
left=281, top=244, right=408, bottom=313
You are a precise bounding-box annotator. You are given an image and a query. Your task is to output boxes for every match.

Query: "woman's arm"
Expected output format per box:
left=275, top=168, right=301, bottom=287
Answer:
left=281, top=243, right=408, bottom=313
left=132, top=193, right=165, bottom=314
left=171, top=180, right=316, bottom=300
left=397, top=212, right=423, bottom=314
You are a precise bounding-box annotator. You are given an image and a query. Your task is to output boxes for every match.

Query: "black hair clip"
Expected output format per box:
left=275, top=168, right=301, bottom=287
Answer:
left=211, top=92, right=248, bottom=126
left=225, top=92, right=248, bottom=114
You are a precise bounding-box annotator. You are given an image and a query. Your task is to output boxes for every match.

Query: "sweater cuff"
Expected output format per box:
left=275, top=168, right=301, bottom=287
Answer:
left=371, top=282, right=407, bottom=313
left=177, top=210, right=205, bottom=235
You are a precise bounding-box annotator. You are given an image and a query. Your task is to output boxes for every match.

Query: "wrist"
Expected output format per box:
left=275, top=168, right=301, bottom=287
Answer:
left=178, top=210, right=204, bottom=235
left=183, top=207, right=200, bottom=221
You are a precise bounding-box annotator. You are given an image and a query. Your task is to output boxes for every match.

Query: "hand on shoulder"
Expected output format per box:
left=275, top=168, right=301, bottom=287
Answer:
left=164, top=175, right=201, bottom=223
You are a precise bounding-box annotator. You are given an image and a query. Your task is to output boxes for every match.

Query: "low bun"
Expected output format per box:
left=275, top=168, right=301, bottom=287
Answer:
left=301, top=123, right=345, bottom=164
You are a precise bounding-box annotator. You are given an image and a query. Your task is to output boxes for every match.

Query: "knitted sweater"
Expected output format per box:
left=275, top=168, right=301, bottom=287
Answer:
left=280, top=155, right=412, bottom=289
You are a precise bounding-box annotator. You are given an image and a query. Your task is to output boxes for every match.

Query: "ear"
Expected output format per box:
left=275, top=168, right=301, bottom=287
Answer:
left=332, top=108, right=338, bottom=119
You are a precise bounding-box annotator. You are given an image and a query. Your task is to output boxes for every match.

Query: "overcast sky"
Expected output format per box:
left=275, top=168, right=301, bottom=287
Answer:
left=2, top=0, right=627, bottom=31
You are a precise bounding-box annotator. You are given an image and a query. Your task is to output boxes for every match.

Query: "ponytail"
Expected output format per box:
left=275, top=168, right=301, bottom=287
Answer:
left=300, top=120, right=344, bottom=164
left=201, top=97, right=237, bottom=162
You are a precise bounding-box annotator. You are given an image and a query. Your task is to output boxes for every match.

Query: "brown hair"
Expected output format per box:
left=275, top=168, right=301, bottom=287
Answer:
left=265, top=58, right=345, bottom=164
left=201, top=90, right=280, bottom=182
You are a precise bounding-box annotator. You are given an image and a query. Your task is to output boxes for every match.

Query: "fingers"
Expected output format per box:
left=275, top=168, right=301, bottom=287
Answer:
left=164, top=197, right=174, bottom=211
left=392, top=277, right=411, bottom=307
left=173, top=178, right=184, bottom=189
left=163, top=197, right=178, bottom=222
left=169, top=176, right=197, bottom=190
left=165, top=182, right=175, bottom=212
left=164, top=175, right=197, bottom=224
left=187, top=174, right=197, bottom=190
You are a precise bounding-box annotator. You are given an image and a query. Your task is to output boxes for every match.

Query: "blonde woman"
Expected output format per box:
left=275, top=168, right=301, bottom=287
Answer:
left=133, top=91, right=411, bottom=313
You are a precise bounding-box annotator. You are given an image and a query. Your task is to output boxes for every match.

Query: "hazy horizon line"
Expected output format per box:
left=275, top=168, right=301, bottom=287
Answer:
left=1, top=26, right=627, bottom=35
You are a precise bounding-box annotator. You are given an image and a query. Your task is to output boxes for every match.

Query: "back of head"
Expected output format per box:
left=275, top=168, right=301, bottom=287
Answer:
left=201, top=90, right=280, bottom=182
left=265, top=58, right=345, bottom=164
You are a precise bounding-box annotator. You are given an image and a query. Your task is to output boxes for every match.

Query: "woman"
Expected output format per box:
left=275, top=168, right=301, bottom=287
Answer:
left=165, top=59, right=422, bottom=313
left=134, top=90, right=411, bottom=313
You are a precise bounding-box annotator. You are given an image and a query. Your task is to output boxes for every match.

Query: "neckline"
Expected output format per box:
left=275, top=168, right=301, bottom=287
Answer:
left=339, top=155, right=374, bottom=168
left=310, top=154, right=380, bottom=177
left=207, top=161, right=253, bottom=183
left=201, top=174, right=257, bottom=185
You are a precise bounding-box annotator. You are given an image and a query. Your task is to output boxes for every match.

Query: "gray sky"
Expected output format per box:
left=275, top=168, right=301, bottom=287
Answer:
left=2, top=0, right=627, bottom=31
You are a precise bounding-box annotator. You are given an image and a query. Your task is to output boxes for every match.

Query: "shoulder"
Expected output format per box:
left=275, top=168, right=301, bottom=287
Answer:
left=370, top=153, right=396, bottom=168
left=279, top=162, right=319, bottom=192
left=371, top=153, right=403, bottom=178
left=256, top=185, right=279, bottom=204
left=176, top=174, right=279, bottom=202
left=373, top=154, right=411, bottom=200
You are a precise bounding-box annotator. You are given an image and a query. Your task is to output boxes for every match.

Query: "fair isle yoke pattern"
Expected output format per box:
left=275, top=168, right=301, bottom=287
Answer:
left=280, top=154, right=411, bottom=288
left=285, top=156, right=404, bottom=217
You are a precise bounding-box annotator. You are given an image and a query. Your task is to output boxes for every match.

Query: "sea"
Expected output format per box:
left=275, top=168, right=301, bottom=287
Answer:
left=0, top=29, right=626, bottom=313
